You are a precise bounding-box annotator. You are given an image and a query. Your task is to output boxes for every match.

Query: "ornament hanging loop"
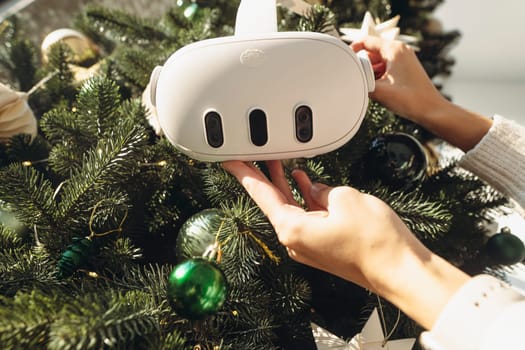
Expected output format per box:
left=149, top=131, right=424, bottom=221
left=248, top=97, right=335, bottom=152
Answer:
left=376, top=295, right=401, bottom=346
left=87, top=199, right=129, bottom=239
left=202, top=241, right=223, bottom=264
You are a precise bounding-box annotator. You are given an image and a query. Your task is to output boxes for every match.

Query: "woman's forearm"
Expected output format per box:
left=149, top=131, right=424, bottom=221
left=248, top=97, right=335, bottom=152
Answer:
left=417, top=100, right=493, bottom=153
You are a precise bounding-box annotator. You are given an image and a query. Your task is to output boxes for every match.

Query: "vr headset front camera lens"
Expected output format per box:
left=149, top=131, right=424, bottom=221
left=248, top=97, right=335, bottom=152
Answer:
left=295, top=105, right=313, bottom=143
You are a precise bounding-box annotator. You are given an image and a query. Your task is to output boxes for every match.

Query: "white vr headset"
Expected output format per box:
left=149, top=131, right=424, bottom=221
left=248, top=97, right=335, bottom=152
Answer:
left=148, top=0, right=375, bottom=161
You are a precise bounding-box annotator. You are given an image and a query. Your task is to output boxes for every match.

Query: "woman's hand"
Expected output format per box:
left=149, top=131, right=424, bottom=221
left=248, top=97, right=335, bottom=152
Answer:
left=222, top=160, right=469, bottom=329
left=351, top=36, right=492, bottom=152
left=351, top=36, right=449, bottom=124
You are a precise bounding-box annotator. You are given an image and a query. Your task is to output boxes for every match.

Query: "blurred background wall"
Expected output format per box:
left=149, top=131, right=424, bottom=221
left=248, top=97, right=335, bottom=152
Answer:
left=435, top=0, right=525, bottom=123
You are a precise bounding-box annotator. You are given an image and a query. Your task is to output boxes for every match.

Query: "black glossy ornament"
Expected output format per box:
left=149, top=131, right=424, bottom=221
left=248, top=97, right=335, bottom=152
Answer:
left=56, top=237, right=94, bottom=279
left=176, top=208, right=225, bottom=261
left=365, top=132, right=427, bottom=189
left=167, top=258, right=228, bottom=319
left=486, top=227, right=525, bottom=265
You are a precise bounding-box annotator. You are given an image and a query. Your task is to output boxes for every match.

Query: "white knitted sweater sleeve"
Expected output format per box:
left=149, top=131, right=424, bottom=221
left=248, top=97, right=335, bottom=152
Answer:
left=458, top=115, right=525, bottom=208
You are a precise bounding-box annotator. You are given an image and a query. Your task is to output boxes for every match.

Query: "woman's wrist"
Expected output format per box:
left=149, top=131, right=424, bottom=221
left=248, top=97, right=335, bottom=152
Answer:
left=418, top=100, right=493, bottom=152
left=367, top=237, right=470, bottom=330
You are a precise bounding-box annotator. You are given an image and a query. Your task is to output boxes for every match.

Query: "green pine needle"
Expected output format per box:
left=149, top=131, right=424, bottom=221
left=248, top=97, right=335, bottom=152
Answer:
left=76, top=77, right=122, bottom=134
left=57, top=119, right=147, bottom=220
left=0, top=225, right=23, bottom=251
left=374, top=188, right=453, bottom=240
left=85, top=6, right=172, bottom=44
left=297, top=4, right=336, bottom=34
left=0, top=163, right=58, bottom=229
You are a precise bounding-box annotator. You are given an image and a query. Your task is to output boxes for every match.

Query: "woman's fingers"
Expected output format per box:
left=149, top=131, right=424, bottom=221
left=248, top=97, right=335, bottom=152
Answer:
left=291, top=169, right=326, bottom=211
left=266, top=160, right=298, bottom=206
left=222, top=161, right=303, bottom=224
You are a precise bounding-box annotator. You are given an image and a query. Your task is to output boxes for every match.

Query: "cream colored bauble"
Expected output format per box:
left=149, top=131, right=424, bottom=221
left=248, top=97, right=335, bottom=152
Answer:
left=41, top=28, right=99, bottom=65
left=0, top=83, right=38, bottom=143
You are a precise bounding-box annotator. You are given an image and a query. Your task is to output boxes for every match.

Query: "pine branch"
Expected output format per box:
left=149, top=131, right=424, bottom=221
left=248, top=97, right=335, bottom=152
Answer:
left=297, top=4, right=336, bottom=34
left=40, top=107, right=95, bottom=145
left=116, top=98, right=151, bottom=131
left=203, top=164, right=249, bottom=207
left=196, top=279, right=278, bottom=349
left=269, top=273, right=311, bottom=316
left=76, top=77, right=122, bottom=134
left=47, top=290, right=161, bottom=350
left=423, top=165, right=508, bottom=214
left=85, top=6, right=172, bottom=44
left=0, top=290, right=59, bottom=349
left=56, top=119, right=147, bottom=221
left=0, top=164, right=58, bottom=229
left=96, top=237, right=143, bottom=276
left=0, top=225, right=22, bottom=251
left=111, top=47, right=170, bottom=89
left=41, top=43, right=77, bottom=106
left=218, top=200, right=283, bottom=285
left=374, top=188, right=453, bottom=240
left=3, top=134, right=50, bottom=166
left=0, top=245, right=57, bottom=296
left=146, top=330, right=188, bottom=350
left=7, top=39, right=38, bottom=92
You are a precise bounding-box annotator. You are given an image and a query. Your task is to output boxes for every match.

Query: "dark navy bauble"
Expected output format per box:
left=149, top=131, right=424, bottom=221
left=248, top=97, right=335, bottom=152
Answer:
left=365, top=133, right=427, bottom=190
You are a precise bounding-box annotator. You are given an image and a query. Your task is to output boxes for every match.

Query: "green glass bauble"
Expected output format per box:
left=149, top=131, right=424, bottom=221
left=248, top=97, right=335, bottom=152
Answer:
left=365, top=133, right=427, bottom=190
left=167, top=258, right=228, bottom=319
left=176, top=208, right=224, bottom=261
left=486, top=230, right=525, bottom=265
left=56, top=237, right=95, bottom=279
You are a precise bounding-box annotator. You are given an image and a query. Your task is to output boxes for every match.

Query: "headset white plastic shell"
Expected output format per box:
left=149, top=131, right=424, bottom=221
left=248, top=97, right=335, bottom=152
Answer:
left=150, top=31, right=374, bottom=161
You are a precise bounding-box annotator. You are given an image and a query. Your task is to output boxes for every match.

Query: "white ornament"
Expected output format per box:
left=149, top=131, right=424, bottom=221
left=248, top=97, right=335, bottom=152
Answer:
left=0, top=83, right=37, bottom=143
left=41, top=28, right=103, bottom=85
left=340, top=12, right=418, bottom=44
left=41, top=28, right=99, bottom=64
left=312, top=308, right=416, bottom=350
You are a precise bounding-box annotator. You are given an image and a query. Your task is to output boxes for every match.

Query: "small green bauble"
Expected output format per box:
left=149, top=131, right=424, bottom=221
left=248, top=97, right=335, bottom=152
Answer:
left=56, top=237, right=95, bottom=279
left=167, top=258, right=228, bottom=319
left=486, top=229, right=525, bottom=265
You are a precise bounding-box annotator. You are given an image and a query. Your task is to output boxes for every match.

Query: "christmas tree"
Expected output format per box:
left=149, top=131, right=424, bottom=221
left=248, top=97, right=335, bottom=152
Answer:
left=0, top=0, right=515, bottom=349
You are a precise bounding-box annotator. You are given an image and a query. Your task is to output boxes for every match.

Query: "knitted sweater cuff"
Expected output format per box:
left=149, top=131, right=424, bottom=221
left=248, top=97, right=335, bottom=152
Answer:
left=458, top=115, right=525, bottom=209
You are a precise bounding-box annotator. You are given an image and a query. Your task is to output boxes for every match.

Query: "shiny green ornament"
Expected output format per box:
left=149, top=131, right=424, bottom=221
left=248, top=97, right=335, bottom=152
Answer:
left=486, top=227, right=525, bottom=265
left=176, top=0, right=200, bottom=19
left=167, top=258, right=228, bottom=319
left=56, top=237, right=94, bottom=279
left=176, top=208, right=224, bottom=260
